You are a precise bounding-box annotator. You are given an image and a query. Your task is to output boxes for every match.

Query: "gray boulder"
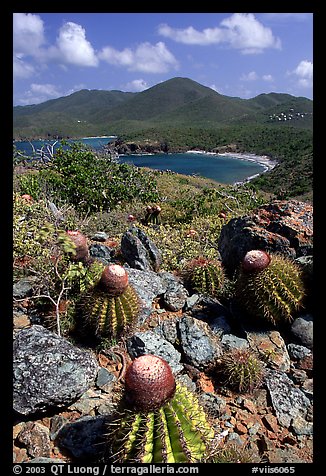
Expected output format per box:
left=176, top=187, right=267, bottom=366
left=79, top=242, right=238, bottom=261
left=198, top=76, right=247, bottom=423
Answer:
left=178, top=316, right=223, bottom=370
left=13, top=325, right=99, bottom=415
left=291, top=314, right=313, bottom=349
left=159, top=272, right=189, bottom=311
left=121, top=226, right=162, bottom=271
left=265, top=369, right=312, bottom=428
left=126, top=330, right=183, bottom=374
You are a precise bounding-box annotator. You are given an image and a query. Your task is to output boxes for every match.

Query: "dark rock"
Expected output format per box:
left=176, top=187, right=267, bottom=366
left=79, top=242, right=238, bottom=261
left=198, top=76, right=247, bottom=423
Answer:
left=218, top=200, right=313, bottom=276
left=127, top=331, right=183, bottom=374
left=13, top=277, right=37, bottom=299
left=155, top=317, right=180, bottom=345
left=91, top=232, right=109, bottom=242
left=177, top=316, right=223, bottom=370
left=89, top=243, right=113, bottom=265
left=126, top=268, right=167, bottom=323
left=209, top=316, right=232, bottom=337
left=287, top=343, right=312, bottom=360
left=159, top=272, right=189, bottom=311
left=13, top=325, right=99, bottom=415
left=221, top=334, right=249, bottom=351
left=121, top=227, right=162, bottom=271
left=57, top=415, right=107, bottom=459
left=96, top=367, right=117, bottom=392
left=265, top=369, right=312, bottom=428
left=291, top=314, right=313, bottom=349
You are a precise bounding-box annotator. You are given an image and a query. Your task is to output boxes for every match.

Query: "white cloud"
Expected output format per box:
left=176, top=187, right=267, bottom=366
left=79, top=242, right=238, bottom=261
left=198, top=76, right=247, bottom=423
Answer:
left=124, top=79, right=149, bottom=92
left=240, top=71, right=259, bottom=81
left=262, top=74, right=274, bottom=81
left=158, top=13, right=281, bottom=54
left=99, top=41, right=178, bottom=73
left=17, top=83, right=63, bottom=105
left=13, top=13, right=45, bottom=57
left=13, top=55, right=35, bottom=79
left=288, top=60, right=313, bottom=90
left=51, top=22, right=98, bottom=67
left=294, top=60, right=313, bottom=80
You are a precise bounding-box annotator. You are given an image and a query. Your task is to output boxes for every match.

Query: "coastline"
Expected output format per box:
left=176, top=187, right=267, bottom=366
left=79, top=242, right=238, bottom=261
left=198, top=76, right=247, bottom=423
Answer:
left=186, top=149, right=277, bottom=184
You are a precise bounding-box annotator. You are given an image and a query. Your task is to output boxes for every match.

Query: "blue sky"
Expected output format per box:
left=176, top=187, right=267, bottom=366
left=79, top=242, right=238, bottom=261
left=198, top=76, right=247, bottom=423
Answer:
left=13, top=12, right=313, bottom=106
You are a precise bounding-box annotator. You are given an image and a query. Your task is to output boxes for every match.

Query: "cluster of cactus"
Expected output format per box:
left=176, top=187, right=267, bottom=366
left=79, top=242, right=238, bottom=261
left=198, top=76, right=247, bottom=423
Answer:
left=183, top=256, right=225, bottom=297
left=144, top=204, right=162, bottom=225
left=235, top=250, right=305, bottom=326
left=107, top=355, right=215, bottom=463
left=80, top=263, right=140, bottom=340
left=217, top=348, right=265, bottom=393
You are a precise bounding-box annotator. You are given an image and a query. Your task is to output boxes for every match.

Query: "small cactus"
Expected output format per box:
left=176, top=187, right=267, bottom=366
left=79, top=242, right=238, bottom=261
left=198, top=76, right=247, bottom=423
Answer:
left=235, top=250, right=305, bottom=326
left=183, top=257, right=225, bottom=297
left=80, top=264, right=140, bottom=339
left=108, top=355, right=215, bottom=463
left=66, top=230, right=89, bottom=262
left=217, top=348, right=265, bottom=393
left=144, top=204, right=162, bottom=225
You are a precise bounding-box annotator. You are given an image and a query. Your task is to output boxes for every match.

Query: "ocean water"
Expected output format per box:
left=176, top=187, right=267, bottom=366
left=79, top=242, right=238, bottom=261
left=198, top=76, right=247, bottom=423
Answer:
left=13, top=138, right=265, bottom=184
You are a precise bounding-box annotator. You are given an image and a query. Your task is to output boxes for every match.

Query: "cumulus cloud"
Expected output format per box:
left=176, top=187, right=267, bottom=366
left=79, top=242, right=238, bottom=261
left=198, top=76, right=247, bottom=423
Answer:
left=262, top=74, right=274, bottom=81
left=13, top=14, right=98, bottom=77
left=289, top=60, right=313, bottom=89
left=124, top=79, right=149, bottom=92
left=17, top=83, right=63, bottom=105
left=13, top=13, right=45, bottom=57
left=158, top=13, right=281, bottom=54
left=240, top=71, right=258, bottom=81
left=50, top=22, right=98, bottom=67
left=99, top=41, right=178, bottom=73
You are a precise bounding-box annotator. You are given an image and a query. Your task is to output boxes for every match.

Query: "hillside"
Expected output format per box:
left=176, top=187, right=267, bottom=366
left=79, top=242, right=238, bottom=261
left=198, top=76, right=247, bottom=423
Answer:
left=13, top=77, right=312, bottom=139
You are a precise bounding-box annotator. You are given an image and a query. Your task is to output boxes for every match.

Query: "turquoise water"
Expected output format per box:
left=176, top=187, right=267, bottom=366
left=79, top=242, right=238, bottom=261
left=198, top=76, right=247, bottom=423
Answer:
left=14, top=138, right=265, bottom=184
left=119, top=153, right=264, bottom=184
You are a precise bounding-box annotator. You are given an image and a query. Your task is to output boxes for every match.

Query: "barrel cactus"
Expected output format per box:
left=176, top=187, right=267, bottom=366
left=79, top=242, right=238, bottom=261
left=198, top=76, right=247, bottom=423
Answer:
left=80, top=264, right=140, bottom=339
left=107, top=355, right=215, bottom=463
left=217, top=348, right=265, bottom=393
left=235, top=250, right=305, bottom=326
left=183, top=256, right=225, bottom=297
left=65, top=230, right=89, bottom=262
left=144, top=204, right=162, bottom=225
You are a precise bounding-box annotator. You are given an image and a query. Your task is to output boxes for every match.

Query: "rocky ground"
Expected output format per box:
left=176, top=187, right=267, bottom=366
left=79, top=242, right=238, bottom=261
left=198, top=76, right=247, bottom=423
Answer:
left=13, top=199, right=313, bottom=464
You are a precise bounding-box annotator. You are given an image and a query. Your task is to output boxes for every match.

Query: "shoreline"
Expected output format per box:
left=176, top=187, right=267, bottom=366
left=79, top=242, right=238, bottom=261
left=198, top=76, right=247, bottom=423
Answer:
left=186, top=149, right=277, bottom=184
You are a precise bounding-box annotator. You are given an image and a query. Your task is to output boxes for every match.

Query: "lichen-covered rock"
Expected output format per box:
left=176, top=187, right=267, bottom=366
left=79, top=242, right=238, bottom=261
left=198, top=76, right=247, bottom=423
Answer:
left=159, top=271, right=189, bottom=311
left=218, top=200, right=313, bottom=276
left=121, top=227, right=162, bottom=272
left=127, top=330, right=183, bottom=374
left=265, top=370, right=312, bottom=428
left=13, top=325, right=99, bottom=415
left=178, top=316, right=223, bottom=370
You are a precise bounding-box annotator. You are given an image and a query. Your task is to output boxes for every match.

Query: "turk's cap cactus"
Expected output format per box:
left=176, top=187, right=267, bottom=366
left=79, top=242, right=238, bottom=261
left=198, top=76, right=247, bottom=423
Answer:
left=66, top=230, right=89, bottom=261
left=124, top=354, right=176, bottom=412
left=241, top=249, right=271, bottom=273
left=99, top=264, right=129, bottom=296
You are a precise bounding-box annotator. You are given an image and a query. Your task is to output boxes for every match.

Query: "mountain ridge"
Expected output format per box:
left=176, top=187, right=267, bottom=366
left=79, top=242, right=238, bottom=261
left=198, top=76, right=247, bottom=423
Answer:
left=13, top=77, right=313, bottom=139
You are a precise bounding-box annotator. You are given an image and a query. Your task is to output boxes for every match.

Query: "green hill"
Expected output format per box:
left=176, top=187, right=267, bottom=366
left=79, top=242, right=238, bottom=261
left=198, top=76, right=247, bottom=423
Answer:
left=13, top=77, right=312, bottom=139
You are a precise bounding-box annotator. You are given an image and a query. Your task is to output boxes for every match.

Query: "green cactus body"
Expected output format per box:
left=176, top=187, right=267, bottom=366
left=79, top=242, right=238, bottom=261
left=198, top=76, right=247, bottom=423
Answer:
left=110, top=383, right=214, bottom=463
left=84, top=284, right=139, bottom=339
left=235, top=252, right=305, bottom=326
left=218, top=349, right=264, bottom=393
left=184, top=257, right=225, bottom=297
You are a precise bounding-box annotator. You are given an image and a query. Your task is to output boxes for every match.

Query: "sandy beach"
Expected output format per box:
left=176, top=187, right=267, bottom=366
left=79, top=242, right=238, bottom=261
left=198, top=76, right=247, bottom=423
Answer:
left=186, top=149, right=277, bottom=184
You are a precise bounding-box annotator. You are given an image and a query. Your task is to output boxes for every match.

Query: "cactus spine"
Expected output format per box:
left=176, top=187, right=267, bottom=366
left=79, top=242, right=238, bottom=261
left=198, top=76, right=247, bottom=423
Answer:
left=183, top=257, right=225, bottom=297
left=81, top=264, right=140, bottom=339
left=235, top=250, right=305, bottom=326
left=218, top=348, right=264, bottom=393
left=108, top=355, right=215, bottom=463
